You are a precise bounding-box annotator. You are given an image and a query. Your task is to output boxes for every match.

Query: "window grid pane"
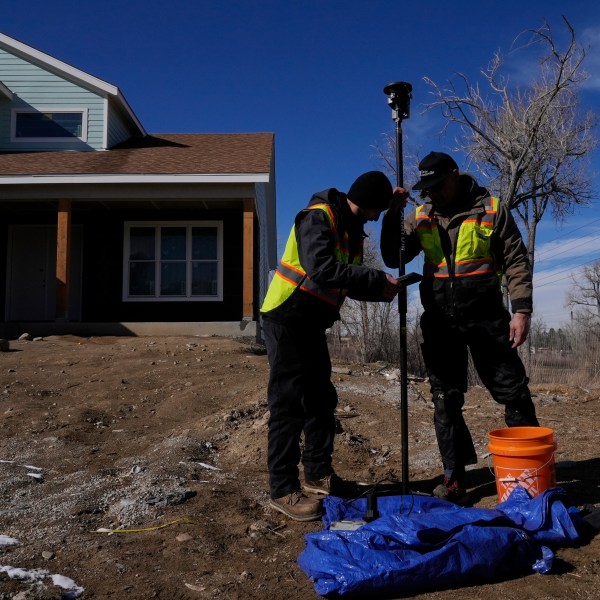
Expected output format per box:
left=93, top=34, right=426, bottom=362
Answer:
left=161, top=227, right=186, bottom=260
left=129, top=262, right=156, bottom=296
left=129, top=227, right=156, bottom=260
left=192, top=227, right=218, bottom=260
left=192, top=262, right=218, bottom=296
left=160, top=262, right=187, bottom=296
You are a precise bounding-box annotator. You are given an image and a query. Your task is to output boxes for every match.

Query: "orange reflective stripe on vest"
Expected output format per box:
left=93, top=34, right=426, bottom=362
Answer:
left=275, top=260, right=341, bottom=305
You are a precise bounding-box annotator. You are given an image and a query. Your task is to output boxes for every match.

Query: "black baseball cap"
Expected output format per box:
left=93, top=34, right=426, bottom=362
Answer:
left=412, top=152, right=458, bottom=191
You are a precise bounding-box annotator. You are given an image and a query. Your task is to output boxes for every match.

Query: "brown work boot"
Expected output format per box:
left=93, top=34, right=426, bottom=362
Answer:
left=304, top=473, right=358, bottom=498
left=433, top=477, right=470, bottom=506
left=269, top=490, right=323, bottom=522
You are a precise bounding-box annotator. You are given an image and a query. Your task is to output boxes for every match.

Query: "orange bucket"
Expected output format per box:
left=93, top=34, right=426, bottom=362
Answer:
left=488, top=426, right=556, bottom=503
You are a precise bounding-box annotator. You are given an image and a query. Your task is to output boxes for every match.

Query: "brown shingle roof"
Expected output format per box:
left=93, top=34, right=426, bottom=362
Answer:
left=0, top=133, right=274, bottom=176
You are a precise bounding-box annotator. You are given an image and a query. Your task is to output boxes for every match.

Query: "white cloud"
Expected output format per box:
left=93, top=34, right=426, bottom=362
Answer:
left=535, top=234, right=600, bottom=266
left=533, top=263, right=575, bottom=328
left=532, top=231, right=600, bottom=328
left=531, top=229, right=600, bottom=328
left=581, top=26, right=600, bottom=92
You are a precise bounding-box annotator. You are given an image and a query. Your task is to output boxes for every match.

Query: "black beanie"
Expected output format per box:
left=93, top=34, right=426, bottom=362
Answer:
left=347, top=171, right=393, bottom=211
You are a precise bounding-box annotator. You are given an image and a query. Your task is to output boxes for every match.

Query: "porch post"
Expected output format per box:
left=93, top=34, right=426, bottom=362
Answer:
left=56, top=199, right=72, bottom=321
left=242, top=198, right=255, bottom=320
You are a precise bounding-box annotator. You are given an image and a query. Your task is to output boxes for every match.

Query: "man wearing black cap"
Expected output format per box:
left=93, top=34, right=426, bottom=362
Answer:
left=261, top=171, right=400, bottom=521
left=381, top=152, right=539, bottom=505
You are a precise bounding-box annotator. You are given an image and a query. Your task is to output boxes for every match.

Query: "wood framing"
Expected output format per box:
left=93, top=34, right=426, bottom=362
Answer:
left=242, top=198, right=254, bottom=319
left=56, top=199, right=71, bottom=320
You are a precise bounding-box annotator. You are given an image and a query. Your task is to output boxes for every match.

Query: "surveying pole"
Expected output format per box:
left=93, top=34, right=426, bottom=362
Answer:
left=383, top=81, right=413, bottom=495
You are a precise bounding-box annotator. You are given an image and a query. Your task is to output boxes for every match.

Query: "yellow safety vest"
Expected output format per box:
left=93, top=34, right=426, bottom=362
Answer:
left=415, top=197, right=501, bottom=279
left=261, top=203, right=362, bottom=312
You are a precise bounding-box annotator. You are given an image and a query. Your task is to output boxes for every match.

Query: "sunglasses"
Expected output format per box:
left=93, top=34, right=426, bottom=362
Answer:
left=424, top=182, right=443, bottom=195
left=424, top=175, right=449, bottom=195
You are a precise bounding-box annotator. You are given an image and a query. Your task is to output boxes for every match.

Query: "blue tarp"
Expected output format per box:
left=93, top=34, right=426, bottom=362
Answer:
left=298, top=487, right=581, bottom=597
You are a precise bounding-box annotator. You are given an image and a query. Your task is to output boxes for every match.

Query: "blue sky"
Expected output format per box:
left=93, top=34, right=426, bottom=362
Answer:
left=2, top=0, right=600, bottom=328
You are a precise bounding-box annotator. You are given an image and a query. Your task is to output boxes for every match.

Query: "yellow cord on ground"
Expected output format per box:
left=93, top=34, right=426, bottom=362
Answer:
left=93, top=517, right=193, bottom=534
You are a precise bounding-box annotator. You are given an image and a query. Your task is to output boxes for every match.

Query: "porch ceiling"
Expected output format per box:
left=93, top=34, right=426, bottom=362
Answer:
left=0, top=197, right=242, bottom=214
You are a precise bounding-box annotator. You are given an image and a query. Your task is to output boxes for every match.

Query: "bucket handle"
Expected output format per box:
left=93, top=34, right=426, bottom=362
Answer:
left=485, top=451, right=555, bottom=481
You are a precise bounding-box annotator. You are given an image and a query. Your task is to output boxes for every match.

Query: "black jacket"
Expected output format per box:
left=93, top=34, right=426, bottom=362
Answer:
left=264, top=188, right=389, bottom=328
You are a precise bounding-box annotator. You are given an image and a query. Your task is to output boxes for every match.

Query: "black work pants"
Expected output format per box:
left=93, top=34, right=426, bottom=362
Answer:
left=262, top=316, right=338, bottom=499
left=420, top=309, right=539, bottom=481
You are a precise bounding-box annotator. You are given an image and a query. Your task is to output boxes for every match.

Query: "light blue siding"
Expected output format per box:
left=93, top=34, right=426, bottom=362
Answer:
left=0, top=94, right=11, bottom=146
left=107, top=103, right=134, bottom=148
left=0, top=46, right=106, bottom=151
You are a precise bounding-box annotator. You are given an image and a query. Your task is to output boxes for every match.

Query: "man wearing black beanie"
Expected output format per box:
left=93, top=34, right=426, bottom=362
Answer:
left=347, top=170, right=396, bottom=211
left=260, top=171, right=400, bottom=521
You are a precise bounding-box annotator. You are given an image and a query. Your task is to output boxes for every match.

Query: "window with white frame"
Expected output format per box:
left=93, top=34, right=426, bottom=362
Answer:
left=11, top=108, right=88, bottom=142
left=123, top=222, right=223, bottom=301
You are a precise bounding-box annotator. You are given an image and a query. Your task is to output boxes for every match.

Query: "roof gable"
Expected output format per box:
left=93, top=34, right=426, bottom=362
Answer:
left=0, top=32, right=145, bottom=137
left=0, top=80, right=14, bottom=100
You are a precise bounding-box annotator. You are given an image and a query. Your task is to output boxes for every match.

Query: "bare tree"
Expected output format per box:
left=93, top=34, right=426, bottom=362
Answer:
left=406, top=303, right=425, bottom=376
left=335, top=235, right=399, bottom=363
left=566, top=260, right=600, bottom=323
left=372, top=133, right=421, bottom=191
left=564, top=263, right=600, bottom=379
left=424, top=16, right=597, bottom=273
left=528, top=314, right=549, bottom=350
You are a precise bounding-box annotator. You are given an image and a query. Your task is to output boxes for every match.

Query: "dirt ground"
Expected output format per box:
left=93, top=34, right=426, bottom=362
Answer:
left=0, top=334, right=599, bottom=600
